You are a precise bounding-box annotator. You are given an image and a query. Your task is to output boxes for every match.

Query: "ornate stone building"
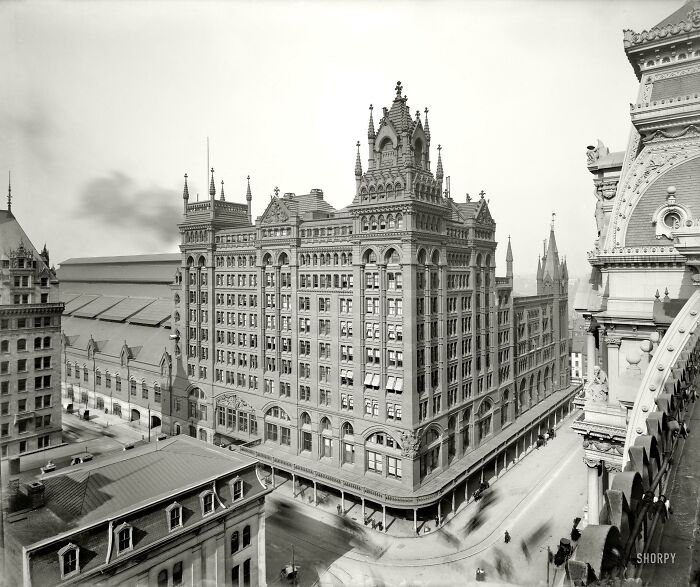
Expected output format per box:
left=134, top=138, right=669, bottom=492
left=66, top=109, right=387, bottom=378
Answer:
left=571, top=3, right=700, bottom=583
left=171, top=83, right=576, bottom=522
left=0, top=186, right=63, bottom=472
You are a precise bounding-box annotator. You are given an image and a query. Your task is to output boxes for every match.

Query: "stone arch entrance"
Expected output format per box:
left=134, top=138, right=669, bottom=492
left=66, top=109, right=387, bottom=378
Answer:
left=130, top=408, right=140, bottom=422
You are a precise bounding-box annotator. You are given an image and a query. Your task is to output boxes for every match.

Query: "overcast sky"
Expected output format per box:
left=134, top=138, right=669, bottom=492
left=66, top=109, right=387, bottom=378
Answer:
left=0, top=0, right=681, bottom=277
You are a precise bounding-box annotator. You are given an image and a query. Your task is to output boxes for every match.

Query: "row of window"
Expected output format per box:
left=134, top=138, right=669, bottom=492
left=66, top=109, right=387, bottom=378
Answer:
left=0, top=316, right=54, bottom=330
left=0, top=336, right=52, bottom=352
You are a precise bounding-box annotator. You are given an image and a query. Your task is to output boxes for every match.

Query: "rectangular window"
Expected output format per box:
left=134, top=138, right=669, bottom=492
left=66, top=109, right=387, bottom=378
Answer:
left=367, top=450, right=382, bottom=473
left=388, top=456, right=402, bottom=478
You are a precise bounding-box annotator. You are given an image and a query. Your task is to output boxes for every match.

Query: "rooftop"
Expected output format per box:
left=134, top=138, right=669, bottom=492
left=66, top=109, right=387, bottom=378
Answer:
left=6, top=435, right=258, bottom=548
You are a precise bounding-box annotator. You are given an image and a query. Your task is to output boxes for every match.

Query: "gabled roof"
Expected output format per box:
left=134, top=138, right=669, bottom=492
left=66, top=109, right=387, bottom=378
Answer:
left=0, top=210, right=47, bottom=269
left=654, top=1, right=700, bottom=30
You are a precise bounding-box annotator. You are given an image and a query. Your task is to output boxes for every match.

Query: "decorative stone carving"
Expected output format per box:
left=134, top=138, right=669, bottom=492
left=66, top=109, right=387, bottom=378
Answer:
left=263, top=200, right=289, bottom=224
left=586, top=366, right=609, bottom=402
left=603, top=462, right=623, bottom=473
left=214, top=393, right=253, bottom=411
left=604, top=336, right=622, bottom=347
left=583, top=458, right=601, bottom=468
left=400, top=430, right=421, bottom=459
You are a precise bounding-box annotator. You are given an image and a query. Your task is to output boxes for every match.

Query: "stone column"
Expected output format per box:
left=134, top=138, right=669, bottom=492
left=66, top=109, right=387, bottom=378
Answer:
left=585, top=319, right=596, bottom=383
left=413, top=508, right=418, bottom=533
left=605, top=336, right=622, bottom=404
left=585, top=459, right=601, bottom=525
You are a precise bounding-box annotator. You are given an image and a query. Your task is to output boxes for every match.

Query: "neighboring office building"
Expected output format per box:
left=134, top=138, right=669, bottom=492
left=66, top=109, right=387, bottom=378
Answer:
left=57, top=254, right=179, bottom=436
left=0, top=189, right=63, bottom=472
left=170, top=83, right=576, bottom=523
left=4, top=435, right=268, bottom=587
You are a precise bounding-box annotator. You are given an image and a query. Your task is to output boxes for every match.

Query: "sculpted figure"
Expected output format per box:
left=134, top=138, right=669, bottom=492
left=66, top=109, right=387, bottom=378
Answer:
left=587, top=365, right=609, bottom=402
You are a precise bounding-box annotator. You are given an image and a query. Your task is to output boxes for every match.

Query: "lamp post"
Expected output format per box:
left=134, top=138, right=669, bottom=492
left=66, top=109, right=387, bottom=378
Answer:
left=148, top=404, right=151, bottom=442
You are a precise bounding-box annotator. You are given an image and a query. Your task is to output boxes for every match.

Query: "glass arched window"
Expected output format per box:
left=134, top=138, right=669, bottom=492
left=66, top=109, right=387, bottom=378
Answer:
left=342, top=422, right=353, bottom=437
left=243, top=525, right=251, bottom=547
left=157, top=570, right=168, bottom=587
left=231, top=531, right=240, bottom=553
left=300, top=412, right=311, bottom=427
left=477, top=400, right=493, bottom=443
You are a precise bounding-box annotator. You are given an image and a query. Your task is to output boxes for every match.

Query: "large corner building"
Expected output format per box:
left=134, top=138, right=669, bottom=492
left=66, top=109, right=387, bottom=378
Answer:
left=169, top=83, right=576, bottom=521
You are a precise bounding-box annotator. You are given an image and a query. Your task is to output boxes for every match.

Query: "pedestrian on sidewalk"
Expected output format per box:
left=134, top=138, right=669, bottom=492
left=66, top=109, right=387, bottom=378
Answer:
left=544, top=432, right=549, bottom=444
left=504, top=530, right=511, bottom=543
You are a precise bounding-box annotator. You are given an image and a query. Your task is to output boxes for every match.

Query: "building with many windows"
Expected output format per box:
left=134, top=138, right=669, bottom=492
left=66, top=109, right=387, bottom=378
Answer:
left=4, top=435, right=268, bottom=587
left=0, top=188, right=63, bottom=472
left=170, top=83, right=577, bottom=522
left=58, top=255, right=179, bottom=435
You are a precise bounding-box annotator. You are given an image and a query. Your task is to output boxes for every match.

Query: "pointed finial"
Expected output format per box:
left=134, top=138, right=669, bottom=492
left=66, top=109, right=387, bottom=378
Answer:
left=355, top=141, right=362, bottom=177
left=182, top=173, right=189, bottom=200
left=209, top=168, right=216, bottom=197
left=7, top=171, right=11, bottom=212
left=424, top=107, right=430, bottom=139
left=274, top=186, right=280, bottom=198
left=395, top=80, right=402, bottom=96
left=416, top=109, right=421, bottom=121
left=466, top=193, right=471, bottom=202
left=220, top=179, right=225, bottom=201
left=551, top=211, right=556, bottom=230
left=655, top=289, right=660, bottom=299
left=664, top=287, right=669, bottom=299
left=436, top=145, right=443, bottom=181
left=479, top=190, right=486, bottom=199
left=368, top=104, right=375, bottom=139
left=246, top=175, right=252, bottom=202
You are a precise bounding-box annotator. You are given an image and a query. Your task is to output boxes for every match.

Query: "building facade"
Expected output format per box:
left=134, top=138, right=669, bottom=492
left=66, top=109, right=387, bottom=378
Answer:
left=0, top=194, right=63, bottom=471
left=170, top=83, right=575, bottom=517
left=5, top=435, right=268, bottom=587
left=570, top=3, right=700, bottom=583
left=58, top=255, right=179, bottom=436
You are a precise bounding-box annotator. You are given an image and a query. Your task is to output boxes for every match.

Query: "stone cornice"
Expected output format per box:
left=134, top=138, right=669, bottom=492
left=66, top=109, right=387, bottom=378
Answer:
left=624, top=9, right=700, bottom=50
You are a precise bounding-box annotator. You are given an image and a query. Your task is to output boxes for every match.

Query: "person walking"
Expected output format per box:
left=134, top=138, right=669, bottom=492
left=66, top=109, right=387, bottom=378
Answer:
left=504, top=530, right=511, bottom=543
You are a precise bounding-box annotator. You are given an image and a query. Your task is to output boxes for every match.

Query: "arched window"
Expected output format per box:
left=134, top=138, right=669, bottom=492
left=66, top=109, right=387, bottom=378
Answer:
left=461, top=408, right=471, bottom=452
left=431, top=250, right=440, bottom=265
left=262, top=252, right=272, bottom=266
left=231, top=530, right=240, bottom=553
left=243, top=525, right=251, bottom=547
left=379, top=215, right=386, bottom=230
left=396, top=213, right=403, bottom=229
left=157, top=570, right=168, bottom=587
left=366, top=432, right=402, bottom=478
left=419, top=428, right=440, bottom=480
left=501, top=390, right=510, bottom=426
left=362, top=216, right=369, bottom=231
left=386, top=248, right=400, bottom=264
left=320, top=417, right=331, bottom=432
left=370, top=216, right=378, bottom=230
left=387, top=214, right=395, bottom=229
left=334, top=253, right=339, bottom=265
left=447, top=415, right=456, bottom=462
left=342, top=422, right=354, bottom=437
left=414, top=138, right=423, bottom=167
left=279, top=252, right=289, bottom=266
left=417, top=249, right=427, bottom=265
left=477, top=399, right=493, bottom=444
left=300, top=412, right=311, bottom=427
left=363, top=249, right=377, bottom=264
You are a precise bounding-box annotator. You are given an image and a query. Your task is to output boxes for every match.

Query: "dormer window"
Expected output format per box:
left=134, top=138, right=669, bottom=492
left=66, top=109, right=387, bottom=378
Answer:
left=166, top=502, right=183, bottom=531
left=231, top=477, right=244, bottom=501
left=200, top=490, right=215, bottom=516
left=115, top=522, right=133, bottom=555
left=58, top=543, right=80, bottom=579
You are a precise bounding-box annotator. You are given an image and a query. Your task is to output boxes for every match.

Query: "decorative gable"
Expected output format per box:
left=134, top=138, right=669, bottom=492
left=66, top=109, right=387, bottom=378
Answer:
left=260, top=198, right=291, bottom=224
left=475, top=201, right=495, bottom=225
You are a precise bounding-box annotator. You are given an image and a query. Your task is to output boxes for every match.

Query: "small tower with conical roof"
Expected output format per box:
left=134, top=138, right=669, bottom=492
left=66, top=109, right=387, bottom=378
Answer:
left=220, top=180, right=225, bottom=202
left=355, top=141, right=363, bottom=191
left=7, top=171, right=12, bottom=213
left=367, top=105, right=376, bottom=170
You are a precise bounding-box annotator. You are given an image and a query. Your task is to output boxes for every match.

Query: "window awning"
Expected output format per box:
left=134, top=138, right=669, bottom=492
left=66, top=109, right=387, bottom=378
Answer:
left=386, top=376, right=396, bottom=391
left=364, top=373, right=373, bottom=386
left=395, top=378, right=404, bottom=392
left=372, top=374, right=381, bottom=387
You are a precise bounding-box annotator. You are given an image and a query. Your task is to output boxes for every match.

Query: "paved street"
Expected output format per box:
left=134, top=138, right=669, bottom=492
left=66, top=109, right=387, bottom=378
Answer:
left=265, top=411, right=586, bottom=587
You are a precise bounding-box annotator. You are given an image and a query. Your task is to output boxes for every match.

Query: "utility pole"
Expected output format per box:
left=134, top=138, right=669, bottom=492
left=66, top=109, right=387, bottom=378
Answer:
left=546, top=546, right=551, bottom=585
left=148, top=404, right=151, bottom=442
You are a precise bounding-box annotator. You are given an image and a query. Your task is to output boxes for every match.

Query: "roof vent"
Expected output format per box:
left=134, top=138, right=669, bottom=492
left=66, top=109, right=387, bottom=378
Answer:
left=310, top=188, right=324, bottom=196
left=283, top=192, right=295, bottom=199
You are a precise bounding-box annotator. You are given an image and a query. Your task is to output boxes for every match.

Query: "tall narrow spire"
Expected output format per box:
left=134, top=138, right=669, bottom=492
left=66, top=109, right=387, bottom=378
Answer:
left=436, top=145, right=443, bottom=181
left=367, top=104, right=375, bottom=139
left=506, top=235, right=513, bottom=278
left=424, top=107, right=431, bottom=140
left=355, top=141, right=362, bottom=177
left=7, top=171, right=11, bottom=212
left=209, top=168, right=216, bottom=199
left=220, top=179, right=225, bottom=201
left=182, top=173, right=190, bottom=199
left=246, top=175, right=252, bottom=224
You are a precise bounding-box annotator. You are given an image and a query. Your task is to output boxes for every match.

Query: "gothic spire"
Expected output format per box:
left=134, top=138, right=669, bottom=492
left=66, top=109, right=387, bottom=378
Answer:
left=209, top=168, right=216, bottom=199
left=220, top=179, right=225, bottom=201
left=182, top=173, right=189, bottom=200
left=506, top=235, right=513, bottom=263
left=436, top=145, right=444, bottom=181
left=246, top=175, right=252, bottom=224
left=355, top=141, right=363, bottom=177
left=424, top=107, right=431, bottom=140
left=368, top=104, right=375, bottom=139
left=7, top=171, right=11, bottom=212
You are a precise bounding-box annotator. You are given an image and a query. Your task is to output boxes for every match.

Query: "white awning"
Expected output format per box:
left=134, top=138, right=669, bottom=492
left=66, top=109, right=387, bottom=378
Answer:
left=395, top=377, right=404, bottom=392
left=386, top=376, right=396, bottom=391
left=364, top=373, right=373, bottom=386
left=372, top=374, right=381, bottom=387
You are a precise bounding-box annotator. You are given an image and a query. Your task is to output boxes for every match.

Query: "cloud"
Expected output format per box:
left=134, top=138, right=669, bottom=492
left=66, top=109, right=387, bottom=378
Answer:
left=0, top=97, right=57, bottom=170
left=76, top=172, right=181, bottom=245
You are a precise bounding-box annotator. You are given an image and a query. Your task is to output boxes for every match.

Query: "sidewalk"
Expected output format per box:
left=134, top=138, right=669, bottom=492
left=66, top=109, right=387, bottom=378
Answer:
left=268, top=409, right=582, bottom=544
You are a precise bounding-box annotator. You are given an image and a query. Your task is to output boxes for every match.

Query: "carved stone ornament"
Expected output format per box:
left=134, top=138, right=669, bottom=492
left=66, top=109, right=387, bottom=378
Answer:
left=263, top=200, right=289, bottom=224
left=585, top=365, right=609, bottom=402
left=214, top=393, right=254, bottom=411
left=604, top=462, right=623, bottom=473
left=399, top=430, right=421, bottom=459
left=583, top=458, right=601, bottom=468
